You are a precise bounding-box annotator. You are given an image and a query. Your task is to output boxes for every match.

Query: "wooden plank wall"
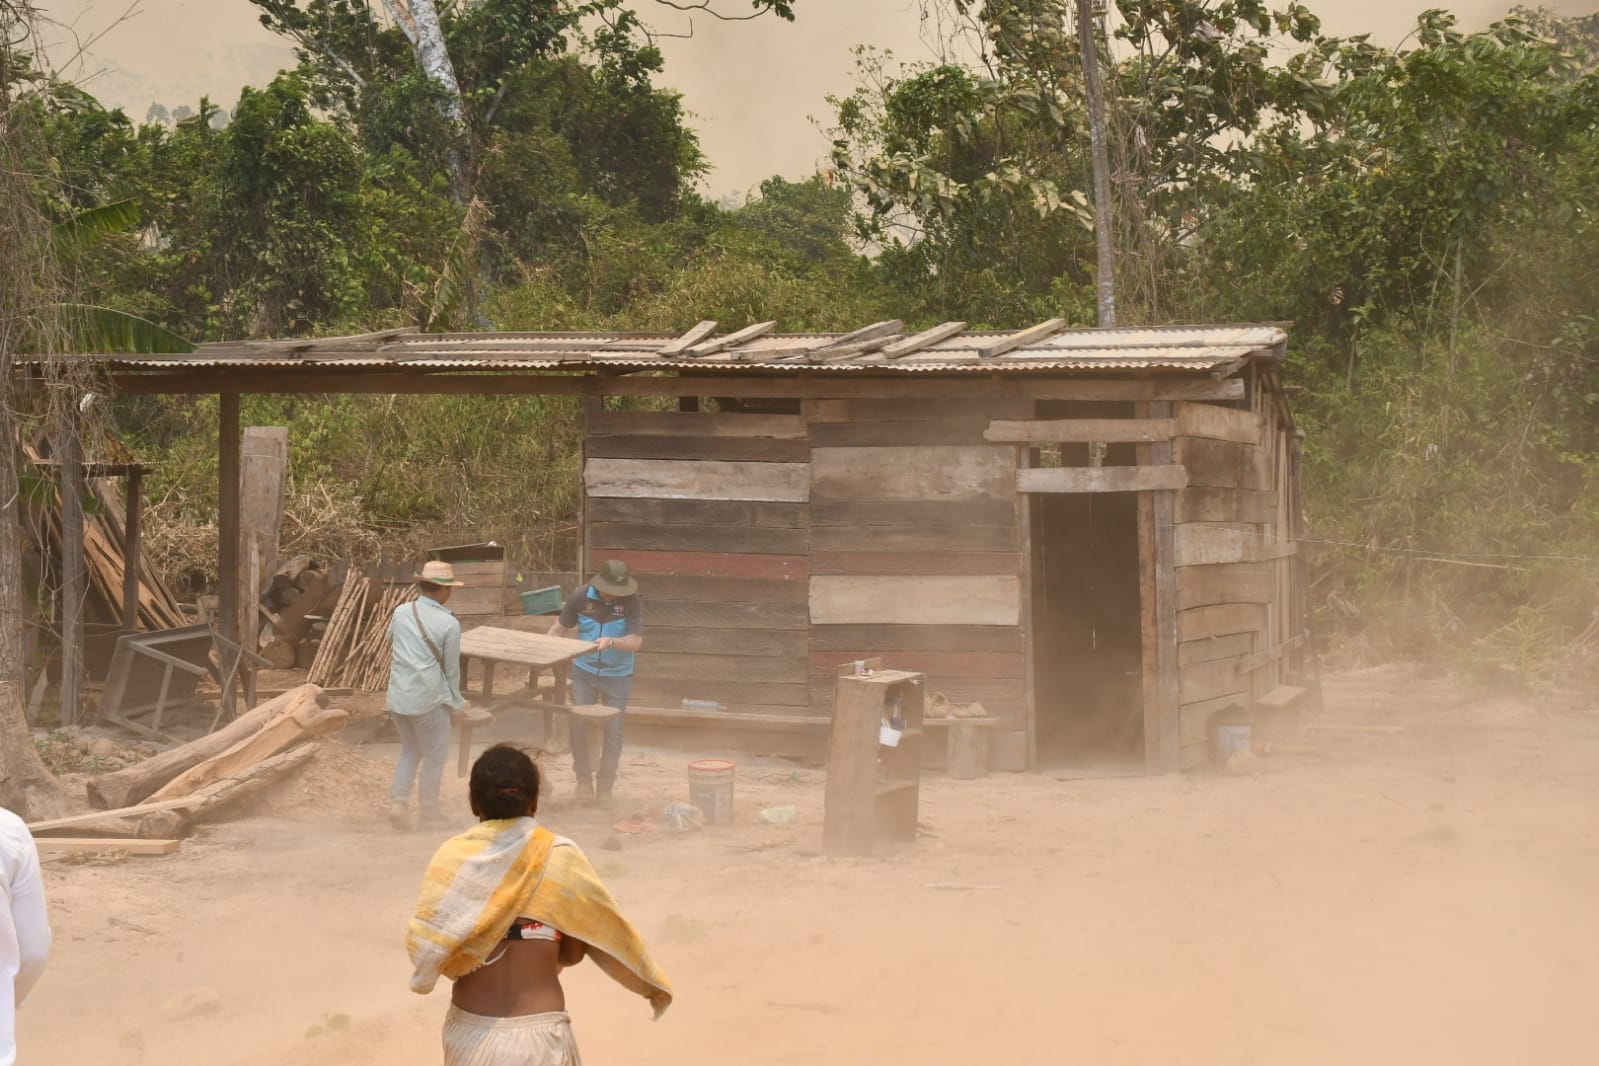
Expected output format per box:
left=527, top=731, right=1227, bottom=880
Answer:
left=583, top=409, right=812, bottom=715
left=804, top=399, right=1030, bottom=768
left=1170, top=399, right=1284, bottom=768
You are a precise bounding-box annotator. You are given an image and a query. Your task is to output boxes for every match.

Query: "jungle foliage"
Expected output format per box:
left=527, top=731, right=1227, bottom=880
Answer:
left=13, top=1, right=1599, bottom=678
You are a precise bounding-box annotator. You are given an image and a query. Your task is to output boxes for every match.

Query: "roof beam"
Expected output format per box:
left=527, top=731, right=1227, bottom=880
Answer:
left=683, top=320, right=776, bottom=358
left=880, top=321, right=966, bottom=359
left=977, top=318, right=1068, bottom=359
left=658, top=320, right=719, bottom=357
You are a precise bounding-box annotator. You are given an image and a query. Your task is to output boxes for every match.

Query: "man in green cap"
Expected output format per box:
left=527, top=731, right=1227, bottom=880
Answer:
left=548, top=559, right=644, bottom=807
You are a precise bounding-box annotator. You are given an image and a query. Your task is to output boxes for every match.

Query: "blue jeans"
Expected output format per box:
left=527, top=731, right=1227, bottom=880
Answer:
left=390, top=706, right=452, bottom=814
left=569, top=669, right=631, bottom=793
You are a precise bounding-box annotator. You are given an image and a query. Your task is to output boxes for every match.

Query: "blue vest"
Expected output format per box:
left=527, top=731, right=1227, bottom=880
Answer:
left=571, top=586, right=639, bottom=677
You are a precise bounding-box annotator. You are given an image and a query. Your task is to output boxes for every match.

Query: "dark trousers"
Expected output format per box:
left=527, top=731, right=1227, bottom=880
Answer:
left=570, top=668, right=632, bottom=793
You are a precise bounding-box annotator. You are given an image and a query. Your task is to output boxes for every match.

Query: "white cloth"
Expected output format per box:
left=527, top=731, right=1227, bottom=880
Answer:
left=442, top=1007, right=581, bottom=1066
left=1, top=807, right=50, bottom=1066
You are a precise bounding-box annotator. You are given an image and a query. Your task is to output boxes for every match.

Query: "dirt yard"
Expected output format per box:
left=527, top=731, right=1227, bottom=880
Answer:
left=20, top=665, right=1599, bottom=1065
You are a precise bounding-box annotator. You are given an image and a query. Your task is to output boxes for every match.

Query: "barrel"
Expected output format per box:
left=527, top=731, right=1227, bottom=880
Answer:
left=687, top=758, right=735, bottom=825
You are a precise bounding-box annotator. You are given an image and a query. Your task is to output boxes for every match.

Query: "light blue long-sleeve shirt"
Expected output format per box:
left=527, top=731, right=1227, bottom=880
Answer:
left=386, top=594, right=464, bottom=716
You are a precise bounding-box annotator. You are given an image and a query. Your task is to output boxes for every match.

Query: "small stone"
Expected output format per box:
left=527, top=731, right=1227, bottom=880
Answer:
left=161, top=987, right=222, bottom=1022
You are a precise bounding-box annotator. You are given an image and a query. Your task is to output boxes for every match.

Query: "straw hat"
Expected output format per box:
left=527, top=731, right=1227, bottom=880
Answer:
left=416, top=560, right=465, bottom=587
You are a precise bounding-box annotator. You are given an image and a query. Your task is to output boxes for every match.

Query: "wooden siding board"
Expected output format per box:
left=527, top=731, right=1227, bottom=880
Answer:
left=587, top=498, right=806, bottom=529
left=810, top=446, right=1014, bottom=502
left=1180, top=693, right=1252, bottom=746
left=647, top=599, right=809, bottom=630
left=810, top=499, right=1016, bottom=528
left=1175, top=402, right=1265, bottom=445
left=810, top=552, right=1020, bottom=576
left=1173, top=437, right=1270, bottom=490
left=806, top=650, right=1025, bottom=679
left=1177, top=562, right=1272, bottom=610
left=808, top=420, right=999, bottom=447
left=645, top=627, right=807, bottom=657
left=637, top=574, right=807, bottom=604
left=636, top=652, right=808, bottom=685
left=631, top=677, right=811, bottom=709
left=586, top=435, right=810, bottom=462
left=985, top=418, right=1177, bottom=444
left=1178, top=602, right=1269, bottom=642
left=1176, top=488, right=1279, bottom=525
left=808, top=399, right=1034, bottom=424
left=588, top=521, right=808, bottom=556
left=809, top=575, right=1021, bottom=626
left=1018, top=465, right=1188, bottom=493
left=1178, top=633, right=1255, bottom=665
left=584, top=458, right=809, bottom=502
left=810, top=523, right=1020, bottom=553
left=587, top=549, right=806, bottom=582
left=1178, top=656, right=1251, bottom=705
left=586, top=410, right=805, bottom=438
left=809, top=624, right=1023, bottom=653
left=1175, top=523, right=1297, bottom=567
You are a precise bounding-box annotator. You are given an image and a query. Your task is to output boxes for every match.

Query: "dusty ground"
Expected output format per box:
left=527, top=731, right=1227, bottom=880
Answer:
left=20, top=664, right=1599, bottom=1065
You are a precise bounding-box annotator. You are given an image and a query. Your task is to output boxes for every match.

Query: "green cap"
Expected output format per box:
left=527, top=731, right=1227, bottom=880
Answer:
left=590, top=559, right=638, bottom=597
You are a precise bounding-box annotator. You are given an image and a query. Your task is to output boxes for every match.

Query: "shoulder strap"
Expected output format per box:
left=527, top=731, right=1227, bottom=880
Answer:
left=412, top=598, right=448, bottom=672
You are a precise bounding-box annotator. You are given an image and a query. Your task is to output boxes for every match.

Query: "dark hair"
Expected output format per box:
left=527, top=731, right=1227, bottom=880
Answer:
left=469, top=744, right=541, bottom=820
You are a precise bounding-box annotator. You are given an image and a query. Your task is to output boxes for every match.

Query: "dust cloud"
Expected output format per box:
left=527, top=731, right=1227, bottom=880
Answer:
left=19, top=665, right=1599, bottom=1065
left=44, top=0, right=1595, bottom=196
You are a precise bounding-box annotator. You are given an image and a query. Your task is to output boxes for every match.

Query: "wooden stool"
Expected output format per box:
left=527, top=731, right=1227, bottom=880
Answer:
left=946, top=719, right=990, bottom=780
left=569, top=703, right=620, bottom=757
left=455, top=705, right=495, bottom=777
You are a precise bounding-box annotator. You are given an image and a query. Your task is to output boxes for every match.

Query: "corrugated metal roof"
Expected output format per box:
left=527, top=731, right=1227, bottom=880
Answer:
left=38, top=322, right=1287, bottom=376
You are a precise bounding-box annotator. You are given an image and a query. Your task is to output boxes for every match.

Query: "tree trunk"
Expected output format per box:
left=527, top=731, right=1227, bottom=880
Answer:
left=0, top=5, right=70, bottom=818
left=384, top=0, right=470, bottom=201
left=1077, top=0, right=1116, bottom=328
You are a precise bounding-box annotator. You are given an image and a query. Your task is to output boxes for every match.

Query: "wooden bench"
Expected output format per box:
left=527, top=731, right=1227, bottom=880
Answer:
left=923, top=715, right=1000, bottom=777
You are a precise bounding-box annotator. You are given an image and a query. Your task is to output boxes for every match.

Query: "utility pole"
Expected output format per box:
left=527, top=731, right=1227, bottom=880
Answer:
left=1078, top=0, right=1116, bottom=328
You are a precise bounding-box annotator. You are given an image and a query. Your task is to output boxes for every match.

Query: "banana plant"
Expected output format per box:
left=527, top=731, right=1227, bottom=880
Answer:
left=52, top=200, right=194, bottom=355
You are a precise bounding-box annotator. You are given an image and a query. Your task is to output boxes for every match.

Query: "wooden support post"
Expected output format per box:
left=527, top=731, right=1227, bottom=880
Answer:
left=57, top=393, right=85, bottom=726
left=121, top=466, right=143, bottom=630
left=218, top=393, right=241, bottom=717
left=1137, top=401, right=1181, bottom=773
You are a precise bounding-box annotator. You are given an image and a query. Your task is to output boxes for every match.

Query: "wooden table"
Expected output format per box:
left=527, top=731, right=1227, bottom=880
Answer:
left=455, top=626, right=596, bottom=775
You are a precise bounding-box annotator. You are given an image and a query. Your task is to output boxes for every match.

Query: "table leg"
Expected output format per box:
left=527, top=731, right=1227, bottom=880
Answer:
left=482, top=660, right=498, bottom=701
left=554, top=662, right=571, bottom=705
left=458, top=719, right=475, bottom=778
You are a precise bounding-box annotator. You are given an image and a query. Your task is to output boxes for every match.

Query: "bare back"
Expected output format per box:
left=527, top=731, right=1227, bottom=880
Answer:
left=451, top=933, right=586, bottom=1017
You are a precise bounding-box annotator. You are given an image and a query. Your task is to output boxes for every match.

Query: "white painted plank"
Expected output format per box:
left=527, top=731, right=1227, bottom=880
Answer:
left=1017, top=465, right=1188, bottom=493
left=584, top=458, right=810, bottom=502
left=809, top=575, right=1021, bottom=626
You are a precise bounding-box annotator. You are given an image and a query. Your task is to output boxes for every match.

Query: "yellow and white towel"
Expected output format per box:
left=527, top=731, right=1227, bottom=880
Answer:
left=407, top=817, right=672, bottom=1018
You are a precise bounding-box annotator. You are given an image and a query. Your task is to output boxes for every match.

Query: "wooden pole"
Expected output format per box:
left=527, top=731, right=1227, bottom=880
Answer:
left=121, top=466, right=142, bottom=630
left=1078, top=0, right=1116, bottom=328
left=218, top=393, right=241, bottom=715
left=57, top=392, right=85, bottom=726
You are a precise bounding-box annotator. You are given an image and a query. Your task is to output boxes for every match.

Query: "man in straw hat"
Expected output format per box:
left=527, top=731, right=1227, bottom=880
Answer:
left=386, top=560, right=467, bottom=830
left=548, top=560, right=644, bottom=808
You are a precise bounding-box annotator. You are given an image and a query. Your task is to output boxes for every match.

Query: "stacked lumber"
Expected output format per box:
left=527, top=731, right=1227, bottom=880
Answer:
left=34, top=684, right=345, bottom=844
left=23, top=444, right=186, bottom=630
left=308, top=576, right=417, bottom=691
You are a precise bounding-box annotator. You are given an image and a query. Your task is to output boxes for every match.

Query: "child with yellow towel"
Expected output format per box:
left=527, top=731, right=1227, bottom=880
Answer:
left=407, top=744, right=671, bottom=1064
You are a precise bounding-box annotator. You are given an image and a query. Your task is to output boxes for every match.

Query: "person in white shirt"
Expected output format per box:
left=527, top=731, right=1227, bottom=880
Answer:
left=1, top=806, right=50, bottom=1066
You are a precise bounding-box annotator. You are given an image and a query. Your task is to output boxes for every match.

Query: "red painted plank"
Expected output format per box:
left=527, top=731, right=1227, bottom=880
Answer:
left=589, top=549, right=808, bottom=582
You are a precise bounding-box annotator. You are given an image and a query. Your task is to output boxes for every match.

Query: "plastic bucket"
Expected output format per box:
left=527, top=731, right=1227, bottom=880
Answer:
left=687, top=758, right=735, bottom=825
left=1213, top=723, right=1253, bottom=761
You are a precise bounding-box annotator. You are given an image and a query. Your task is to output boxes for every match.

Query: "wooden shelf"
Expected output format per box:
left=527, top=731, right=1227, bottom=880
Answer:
left=875, top=780, right=917, bottom=798
left=824, top=663, right=926, bottom=856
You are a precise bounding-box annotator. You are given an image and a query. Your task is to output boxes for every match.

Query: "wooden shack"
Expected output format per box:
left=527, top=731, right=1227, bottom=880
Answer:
left=45, top=319, right=1312, bottom=772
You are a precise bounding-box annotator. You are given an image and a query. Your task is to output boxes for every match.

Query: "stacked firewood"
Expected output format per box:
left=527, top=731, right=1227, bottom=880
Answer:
left=256, top=556, right=343, bottom=669
left=307, top=576, right=417, bottom=691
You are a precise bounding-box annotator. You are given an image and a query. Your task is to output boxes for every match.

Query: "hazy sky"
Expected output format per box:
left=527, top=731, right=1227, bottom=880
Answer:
left=44, top=0, right=1593, bottom=197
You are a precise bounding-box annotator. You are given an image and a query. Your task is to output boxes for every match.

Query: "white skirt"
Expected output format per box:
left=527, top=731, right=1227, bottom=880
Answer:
left=442, top=1006, right=582, bottom=1066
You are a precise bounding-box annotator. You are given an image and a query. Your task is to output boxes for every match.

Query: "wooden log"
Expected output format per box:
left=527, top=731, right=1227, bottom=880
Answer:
left=184, top=742, right=321, bottom=824
left=28, top=795, right=203, bottom=834
left=149, top=696, right=348, bottom=802
left=35, top=838, right=181, bottom=857
left=293, top=640, right=320, bottom=670
left=259, top=638, right=297, bottom=670
left=86, top=684, right=329, bottom=809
